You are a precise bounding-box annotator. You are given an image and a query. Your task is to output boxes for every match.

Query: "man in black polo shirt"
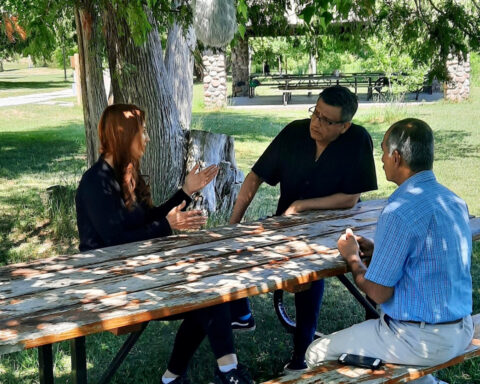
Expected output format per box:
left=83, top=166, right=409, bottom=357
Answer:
left=229, top=85, right=377, bottom=372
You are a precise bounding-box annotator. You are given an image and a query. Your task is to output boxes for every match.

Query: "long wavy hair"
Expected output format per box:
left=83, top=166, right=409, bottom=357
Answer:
left=98, top=104, right=153, bottom=210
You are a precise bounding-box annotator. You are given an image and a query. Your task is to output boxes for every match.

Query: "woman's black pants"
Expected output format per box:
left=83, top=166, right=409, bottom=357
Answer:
left=165, top=302, right=235, bottom=375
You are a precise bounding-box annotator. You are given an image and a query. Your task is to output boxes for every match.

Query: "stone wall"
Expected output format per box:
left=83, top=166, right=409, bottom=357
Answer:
left=444, top=54, right=470, bottom=101
left=231, top=37, right=249, bottom=97
left=202, top=49, right=227, bottom=108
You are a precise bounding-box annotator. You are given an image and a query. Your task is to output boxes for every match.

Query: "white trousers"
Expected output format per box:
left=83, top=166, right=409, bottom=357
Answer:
left=305, top=314, right=474, bottom=384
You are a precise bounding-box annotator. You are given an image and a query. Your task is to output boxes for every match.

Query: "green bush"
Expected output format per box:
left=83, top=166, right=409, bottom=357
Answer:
left=52, top=45, right=78, bottom=69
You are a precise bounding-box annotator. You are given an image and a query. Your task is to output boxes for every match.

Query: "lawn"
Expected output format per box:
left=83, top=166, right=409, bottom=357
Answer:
left=0, top=63, right=74, bottom=98
left=0, top=64, right=479, bottom=383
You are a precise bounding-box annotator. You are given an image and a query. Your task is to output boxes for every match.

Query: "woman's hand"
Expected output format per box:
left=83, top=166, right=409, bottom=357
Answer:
left=166, top=201, right=207, bottom=230
left=182, top=163, right=219, bottom=196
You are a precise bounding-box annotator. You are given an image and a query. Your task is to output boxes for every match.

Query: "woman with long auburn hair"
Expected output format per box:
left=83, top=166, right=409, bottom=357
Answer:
left=75, top=104, right=254, bottom=384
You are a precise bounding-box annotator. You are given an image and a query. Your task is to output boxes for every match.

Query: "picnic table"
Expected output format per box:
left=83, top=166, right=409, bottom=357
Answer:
left=248, top=73, right=427, bottom=105
left=1, top=199, right=479, bottom=383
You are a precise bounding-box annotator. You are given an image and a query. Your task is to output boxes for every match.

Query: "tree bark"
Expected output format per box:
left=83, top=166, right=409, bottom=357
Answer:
left=186, top=130, right=244, bottom=215
left=165, top=22, right=196, bottom=131
left=309, top=51, right=317, bottom=74
left=74, top=0, right=107, bottom=167
left=103, top=5, right=185, bottom=203
left=231, top=37, right=249, bottom=96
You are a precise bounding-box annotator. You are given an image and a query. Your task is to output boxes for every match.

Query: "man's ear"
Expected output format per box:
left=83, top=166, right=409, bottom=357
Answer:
left=392, top=149, right=401, bottom=166
left=340, top=121, right=351, bottom=134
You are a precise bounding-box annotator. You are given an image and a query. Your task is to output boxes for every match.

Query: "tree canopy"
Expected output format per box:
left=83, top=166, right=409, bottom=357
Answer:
left=241, top=0, right=479, bottom=81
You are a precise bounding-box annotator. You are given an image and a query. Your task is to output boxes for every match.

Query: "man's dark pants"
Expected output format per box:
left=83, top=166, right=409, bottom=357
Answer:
left=230, top=279, right=325, bottom=360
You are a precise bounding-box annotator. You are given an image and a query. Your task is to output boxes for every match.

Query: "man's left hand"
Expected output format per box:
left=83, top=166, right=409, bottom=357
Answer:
left=284, top=200, right=303, bottom=216
left=337, top=228, right=361, bottom=263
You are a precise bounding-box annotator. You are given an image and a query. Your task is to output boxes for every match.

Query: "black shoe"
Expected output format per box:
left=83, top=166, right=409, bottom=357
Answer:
left=231, top=315, right=256, bottom=332
left=283, top=356, right=308, bottom=374
left=213, top=363, right=254, bottom=384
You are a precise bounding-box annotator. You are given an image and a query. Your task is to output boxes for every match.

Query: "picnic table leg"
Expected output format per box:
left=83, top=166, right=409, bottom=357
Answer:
left=71, top=336, right=87, bottom=384
left=273, top=290, right=323, bottom=339
left=97, top=322, right=149, bottom=384
left=39, top=344, right=54, bottom=384
left=336, top=275, right=379, bottom=320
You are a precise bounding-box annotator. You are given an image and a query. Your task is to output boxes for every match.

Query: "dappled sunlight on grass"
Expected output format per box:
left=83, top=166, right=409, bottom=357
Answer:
left=0, top=102, right=85, bottom=263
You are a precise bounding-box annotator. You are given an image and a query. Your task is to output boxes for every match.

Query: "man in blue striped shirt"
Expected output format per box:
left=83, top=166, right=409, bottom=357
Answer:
left=305, top=118, right=474, bottom=384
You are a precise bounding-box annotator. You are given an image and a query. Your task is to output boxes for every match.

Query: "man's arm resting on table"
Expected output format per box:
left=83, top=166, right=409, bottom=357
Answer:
left=229, top=171, right=264, bottom=224
left=284, top=193, right=360, bottom=215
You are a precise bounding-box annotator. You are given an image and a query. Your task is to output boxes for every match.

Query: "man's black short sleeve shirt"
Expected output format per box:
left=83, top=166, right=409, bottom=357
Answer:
left=252, top=119, right=377, bottom=215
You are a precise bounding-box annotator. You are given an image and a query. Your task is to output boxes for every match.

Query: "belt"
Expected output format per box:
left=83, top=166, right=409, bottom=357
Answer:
left=384, top=314, right=463, bottom=326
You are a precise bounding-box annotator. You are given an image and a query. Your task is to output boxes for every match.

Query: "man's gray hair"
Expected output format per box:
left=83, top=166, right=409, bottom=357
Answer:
left=317, top=85, right=358, bottom=122
left=386, top=118, right=434, bottom=172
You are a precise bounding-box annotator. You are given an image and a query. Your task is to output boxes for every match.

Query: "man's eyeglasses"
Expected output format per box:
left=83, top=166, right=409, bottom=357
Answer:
left=308, top=106, right=345, bottom=126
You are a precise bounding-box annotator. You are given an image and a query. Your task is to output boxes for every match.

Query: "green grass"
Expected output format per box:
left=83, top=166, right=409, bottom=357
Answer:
left=1, top=65, right=480, bottom=383
left=0, top=66, right=73, bottom=98
left=0, top=103, right=86, bottom=263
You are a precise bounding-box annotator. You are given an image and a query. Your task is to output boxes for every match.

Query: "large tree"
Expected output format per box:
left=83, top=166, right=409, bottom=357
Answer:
left=5, top=0, right=243, bottom=210
left=4, top=0, right=480, bottom=206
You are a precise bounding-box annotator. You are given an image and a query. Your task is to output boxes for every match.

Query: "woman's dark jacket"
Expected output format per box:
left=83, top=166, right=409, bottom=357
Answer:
left=75, top=157, right=191, bottom=252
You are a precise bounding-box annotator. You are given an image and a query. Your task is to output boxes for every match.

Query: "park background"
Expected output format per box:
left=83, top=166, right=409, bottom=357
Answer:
left=1, top=5, right=480, bottom=382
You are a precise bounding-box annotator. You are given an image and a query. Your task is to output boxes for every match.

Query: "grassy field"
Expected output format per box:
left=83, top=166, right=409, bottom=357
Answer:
left=0, top=64, right=479, bottom=383
left=0, top=63, right=73, bottom=98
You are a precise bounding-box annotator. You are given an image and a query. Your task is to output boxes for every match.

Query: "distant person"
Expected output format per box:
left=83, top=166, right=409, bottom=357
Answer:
left=229, top=86, right=377, bottom=373
left=75, top=104, right=254, bottom=384
left=264, top=62, right=270, bottom=75
left=306, top=118, right=473, bottom=384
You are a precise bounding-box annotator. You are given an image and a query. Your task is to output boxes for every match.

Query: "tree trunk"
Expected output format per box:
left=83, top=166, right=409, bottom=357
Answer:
left=74, top=0, right=107, bottom=167
left=164, top=22, right=196, bottom=131
left=309, top=51, right=317, bottom=74
left=62, top=36, right=67, bottom=81
left=103, top=5, right=185, bottom=203
left=186, top=130, right=244, bottom=216
left=0, top=60, right=3, bottom=72
left=231, top=37, right=249, bottom=96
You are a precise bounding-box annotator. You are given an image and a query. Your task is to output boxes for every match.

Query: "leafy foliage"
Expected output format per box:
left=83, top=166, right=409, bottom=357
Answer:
left=236, top=0, right=480, bottom=82
left=0, top=13, right=27, bottom=65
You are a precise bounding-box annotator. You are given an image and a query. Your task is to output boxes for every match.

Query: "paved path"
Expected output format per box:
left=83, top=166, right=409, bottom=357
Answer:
left=0, top=89, right=74, bottom=107
left=227, top=92, right=443, bottom=110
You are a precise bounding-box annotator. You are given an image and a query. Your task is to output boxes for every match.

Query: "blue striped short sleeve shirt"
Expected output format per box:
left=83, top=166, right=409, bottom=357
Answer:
left=364, top=171, right=472, bottom=323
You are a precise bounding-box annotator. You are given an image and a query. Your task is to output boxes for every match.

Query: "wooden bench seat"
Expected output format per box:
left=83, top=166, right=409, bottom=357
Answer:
left=261, top=314, right=480, bottom=384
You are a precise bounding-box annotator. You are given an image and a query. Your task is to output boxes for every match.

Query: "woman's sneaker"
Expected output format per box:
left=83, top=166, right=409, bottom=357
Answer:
left=162, top=374, right=191, bottom=384
left=231, top=315, right=256, bottom=332
left=213, top=363, right=254, bottom=384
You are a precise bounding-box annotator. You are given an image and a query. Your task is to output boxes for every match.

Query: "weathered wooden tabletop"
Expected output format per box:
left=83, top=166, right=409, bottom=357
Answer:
left=0, top=199, right=478, bottom=357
